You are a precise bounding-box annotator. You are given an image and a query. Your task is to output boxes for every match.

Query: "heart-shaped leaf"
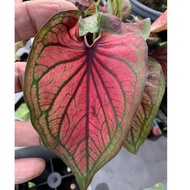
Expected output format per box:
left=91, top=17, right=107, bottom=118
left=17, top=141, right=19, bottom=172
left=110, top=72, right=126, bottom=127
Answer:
left=123, top=57, right=165, bottom=154
left=24, top=10, right=148, bottom=190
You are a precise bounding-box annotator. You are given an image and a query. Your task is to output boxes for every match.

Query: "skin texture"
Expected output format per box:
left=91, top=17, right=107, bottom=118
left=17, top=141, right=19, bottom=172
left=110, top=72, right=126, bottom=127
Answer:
left=15, top=158, right=45, bottom=184
left=15, top=0, right=77, bottom=42
left=15, top=0, right=77, bottom=184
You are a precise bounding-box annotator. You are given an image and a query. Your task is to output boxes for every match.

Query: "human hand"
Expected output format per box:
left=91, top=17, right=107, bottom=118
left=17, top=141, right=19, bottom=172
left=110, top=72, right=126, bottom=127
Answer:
left=15, top=0, right=77, bottom=184
left=15, top=121, right=45, bottom=184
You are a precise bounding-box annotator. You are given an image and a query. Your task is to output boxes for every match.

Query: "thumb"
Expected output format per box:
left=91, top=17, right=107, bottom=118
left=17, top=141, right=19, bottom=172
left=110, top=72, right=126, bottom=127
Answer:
left=15, top=158, right=45, bottom=184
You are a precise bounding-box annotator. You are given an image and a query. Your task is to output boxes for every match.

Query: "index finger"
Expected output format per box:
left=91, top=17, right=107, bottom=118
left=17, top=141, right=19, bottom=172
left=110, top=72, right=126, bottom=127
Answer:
left=15, top=120, right=42, bottom=146
left=15, top=0, right=77, bottom=42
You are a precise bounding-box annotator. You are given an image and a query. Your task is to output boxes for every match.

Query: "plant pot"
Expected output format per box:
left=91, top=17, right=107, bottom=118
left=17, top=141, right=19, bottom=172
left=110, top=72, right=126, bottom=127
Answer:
left=15, top=146, right=84, bottom=190
left=129, top=0, right=162, bottom=22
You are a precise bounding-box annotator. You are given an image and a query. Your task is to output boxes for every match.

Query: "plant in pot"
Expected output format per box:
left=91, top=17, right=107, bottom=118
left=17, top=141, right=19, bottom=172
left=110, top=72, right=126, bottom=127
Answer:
left=23, top=0, right=167, bottom=189
left=129, top=0, right=167, bottom=22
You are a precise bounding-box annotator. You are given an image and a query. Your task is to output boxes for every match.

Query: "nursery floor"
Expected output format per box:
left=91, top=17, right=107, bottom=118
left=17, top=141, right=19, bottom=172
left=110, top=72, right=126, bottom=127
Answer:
left=90, top=134, right=167, bottom=190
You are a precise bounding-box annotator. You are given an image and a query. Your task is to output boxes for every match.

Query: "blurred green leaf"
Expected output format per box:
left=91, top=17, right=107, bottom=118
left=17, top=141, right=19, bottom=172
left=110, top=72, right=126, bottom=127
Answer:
left=152, top=183, right=165, bottom=190
left=15, top=103, right=30, bottom=122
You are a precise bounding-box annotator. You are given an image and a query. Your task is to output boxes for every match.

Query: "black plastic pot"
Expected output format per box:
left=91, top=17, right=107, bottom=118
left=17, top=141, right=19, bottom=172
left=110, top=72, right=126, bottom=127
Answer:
left=129, top=0, right=162, bottom=22
left=15, top=146, right=80, bottom=190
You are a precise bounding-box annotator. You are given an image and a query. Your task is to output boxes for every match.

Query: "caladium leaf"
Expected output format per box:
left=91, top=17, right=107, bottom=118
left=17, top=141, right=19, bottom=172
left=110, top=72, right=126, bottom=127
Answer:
left=24, top=10, right=148, bottom=190
left=151, top=10, right=167, bottom=33
left=123, top=57, right=165, bottom=154
left=85, top=1, right=96, bottom=16
left=149, top=43, right=167, bottom=83
left=107, top=0, right=122, bottom=19
left=102, top=0, right=131, bottom=21
left=79, top=12, right=101, bottom=37
left=130, top=16, right=151, bottom=40
left=100, top=13, right=150, bottom=40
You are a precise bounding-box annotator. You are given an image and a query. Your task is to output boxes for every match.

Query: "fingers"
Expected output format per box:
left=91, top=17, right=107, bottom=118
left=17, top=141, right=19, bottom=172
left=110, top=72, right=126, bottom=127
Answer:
left=15, top=158, right=45, bottom=184
left=15, top=0, right=23, bottom=4
left=15, top=62, right=26, bottom=93
left=15, top=120, right=42, bottom=146
left=15, top=0, right=77, bottom=42
left=15, top=116, right=45, bottom=184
